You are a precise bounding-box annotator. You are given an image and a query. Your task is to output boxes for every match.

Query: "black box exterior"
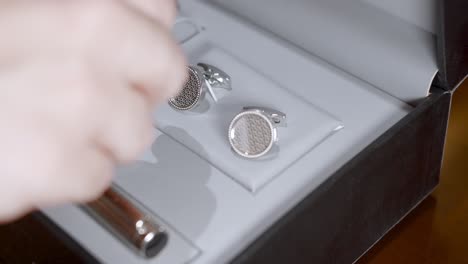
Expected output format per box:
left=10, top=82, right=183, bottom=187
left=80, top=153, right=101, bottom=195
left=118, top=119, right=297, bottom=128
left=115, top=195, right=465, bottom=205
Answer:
left=231, top=1, right=466, bottom=261
left=13, top=90, right=451, bottom=264
left=232, top=91, right=451, bottom=264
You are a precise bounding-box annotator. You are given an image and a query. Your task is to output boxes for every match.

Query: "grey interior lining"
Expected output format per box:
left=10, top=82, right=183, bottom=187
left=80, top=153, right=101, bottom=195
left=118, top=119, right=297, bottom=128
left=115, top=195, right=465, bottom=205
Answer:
left=43, top=1, right=417, bottom=263
left=208, top=0, right=439, bottom=103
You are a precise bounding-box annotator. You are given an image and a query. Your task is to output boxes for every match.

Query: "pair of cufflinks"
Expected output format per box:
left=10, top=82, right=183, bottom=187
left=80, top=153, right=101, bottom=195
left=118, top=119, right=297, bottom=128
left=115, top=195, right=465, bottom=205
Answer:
left=168, top=63, right=287, bottom=159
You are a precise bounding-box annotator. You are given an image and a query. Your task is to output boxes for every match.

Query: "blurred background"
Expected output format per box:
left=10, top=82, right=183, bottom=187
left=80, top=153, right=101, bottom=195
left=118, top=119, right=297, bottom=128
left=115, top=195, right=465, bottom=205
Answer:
left=359, top=79, right=468, bottom=264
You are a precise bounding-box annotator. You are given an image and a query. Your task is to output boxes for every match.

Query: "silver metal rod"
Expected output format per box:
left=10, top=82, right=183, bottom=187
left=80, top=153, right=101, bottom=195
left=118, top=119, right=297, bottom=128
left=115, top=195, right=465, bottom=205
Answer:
left=82, top=185, right=168, bottom=258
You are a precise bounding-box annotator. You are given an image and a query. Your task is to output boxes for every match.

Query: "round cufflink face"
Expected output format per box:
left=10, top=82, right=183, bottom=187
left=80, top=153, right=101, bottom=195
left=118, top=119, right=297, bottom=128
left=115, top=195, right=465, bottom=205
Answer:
left=169, top=66, right=203, bottom=110
left=228, top=111, right=276, bottom=159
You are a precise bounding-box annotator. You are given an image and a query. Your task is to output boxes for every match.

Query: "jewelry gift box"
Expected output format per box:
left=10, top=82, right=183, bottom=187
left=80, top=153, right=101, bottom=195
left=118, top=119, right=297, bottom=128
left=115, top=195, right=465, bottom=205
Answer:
left=6, top=0, right=467, bottom=263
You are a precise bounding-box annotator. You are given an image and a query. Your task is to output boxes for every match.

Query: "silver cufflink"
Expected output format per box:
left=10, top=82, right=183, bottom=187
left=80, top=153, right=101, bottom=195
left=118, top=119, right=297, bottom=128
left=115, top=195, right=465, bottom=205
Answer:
left=169, top=63, right=232, bottom=111
left=228, top=107, right=287, bottom=159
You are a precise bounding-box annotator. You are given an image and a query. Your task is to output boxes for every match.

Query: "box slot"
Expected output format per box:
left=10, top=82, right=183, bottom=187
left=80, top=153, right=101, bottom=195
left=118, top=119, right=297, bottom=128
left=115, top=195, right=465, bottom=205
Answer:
left=155, top=45, right=343, bottom=193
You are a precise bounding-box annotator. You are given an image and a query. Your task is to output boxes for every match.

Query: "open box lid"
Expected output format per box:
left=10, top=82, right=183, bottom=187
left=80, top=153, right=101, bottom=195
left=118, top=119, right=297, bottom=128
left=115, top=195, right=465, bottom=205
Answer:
left=37, top=2, right=464, bottom=263
left=204, top=0, right=467, bottom=103
left=435, top=0, right=468, bottom=90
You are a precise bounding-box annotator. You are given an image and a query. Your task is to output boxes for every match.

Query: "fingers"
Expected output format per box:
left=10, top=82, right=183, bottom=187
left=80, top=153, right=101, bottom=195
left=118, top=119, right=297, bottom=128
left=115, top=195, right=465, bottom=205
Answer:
left=89, top=2, right=187, bottom=105
left=3, top=70, right=154, bottom=208
left=0, top=118, right=113, bottom=213
left=29, top=135, right=114, bottom=206
left=112, top=24, right=187, bottom=104
left=92, top=77, right=155, bottom=163
left=0, top=1, right=185, bottom=221
left=59, top=145, right=115, bottom=203
left=46, top=82, right=154, bottom=203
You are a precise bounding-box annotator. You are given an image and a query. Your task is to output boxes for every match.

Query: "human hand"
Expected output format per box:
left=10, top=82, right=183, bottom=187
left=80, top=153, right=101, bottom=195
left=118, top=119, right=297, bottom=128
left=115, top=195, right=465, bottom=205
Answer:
left=0, top=0, right=186, bottom=222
